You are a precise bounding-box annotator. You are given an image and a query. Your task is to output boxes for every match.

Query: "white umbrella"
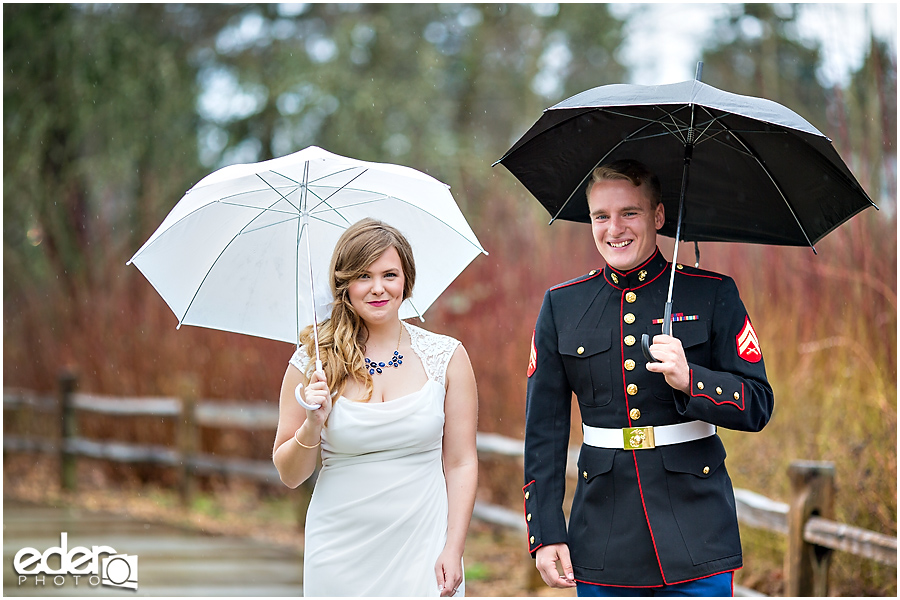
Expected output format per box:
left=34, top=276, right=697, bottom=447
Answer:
left=128, top=146, right=487, bottom=368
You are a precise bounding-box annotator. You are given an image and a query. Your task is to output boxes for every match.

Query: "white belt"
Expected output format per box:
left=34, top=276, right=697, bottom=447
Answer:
left=583, top=421, right=716, bottom=450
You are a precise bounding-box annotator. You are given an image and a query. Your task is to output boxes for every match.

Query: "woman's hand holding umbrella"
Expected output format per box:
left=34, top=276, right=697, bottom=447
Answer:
left=295, top=369, right=333, bottom=425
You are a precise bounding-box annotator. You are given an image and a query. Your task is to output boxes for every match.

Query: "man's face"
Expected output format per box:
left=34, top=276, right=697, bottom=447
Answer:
left=588, top=178, right=665, bottom=272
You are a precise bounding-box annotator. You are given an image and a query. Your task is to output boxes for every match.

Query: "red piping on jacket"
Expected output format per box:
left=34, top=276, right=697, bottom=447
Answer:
left=523, top=480, right=537, bottom=552
left=550, top=269, right=603, bottom=292
left=573, top=568, right=738, bottom=589
left=689, top=371, right=746, bottom=410
left=632, top=450, right=668, bottom=583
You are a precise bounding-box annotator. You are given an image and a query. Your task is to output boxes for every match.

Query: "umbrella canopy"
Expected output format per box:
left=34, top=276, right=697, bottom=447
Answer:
left=495, top=71, right=877, bottom=361
left=128, top=146, right=487, bottom=346
left=495, top=77, right=876, bottom=249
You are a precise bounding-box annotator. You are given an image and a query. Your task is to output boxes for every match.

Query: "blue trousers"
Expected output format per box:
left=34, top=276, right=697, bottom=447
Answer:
left=576, top=572, right=733, bottom=597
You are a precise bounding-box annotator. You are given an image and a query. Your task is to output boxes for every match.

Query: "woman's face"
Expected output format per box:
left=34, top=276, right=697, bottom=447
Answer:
left=347, top=246, right=406, bottom=326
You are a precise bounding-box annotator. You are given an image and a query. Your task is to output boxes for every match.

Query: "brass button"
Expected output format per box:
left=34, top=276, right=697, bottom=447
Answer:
left=625, top=291, right=637, bottom=303
left=676, top=264, right=683, bottom=270
left=624, top=313, right=635, bottom=324
left=630, top=408, right=641, bottom=420
left=611, top=272, right=619, bottom=284
left=527, top=513, right=532, bottom=522
left=582, top=471, right=588, bottom=479
left=697, top=381, right=705, bottom=390
left=638, top=270, right=648, bottom=281
left=624, top=335, right=636, bottom=346
left=624, top=359, right=635, bottom=371
left=703, top=466, right=710, bottom=475
left=626, top=383, right=638, bottom=396
left=589, top=270, right=597, bottom=275
left=577, top=346, right=585, bottom=355
left=716, top=387, right=723, bottom=395
left=525, top=491, right=530, bottom=500
left=734, top=392, right=740, bottom=401
left=530, top=536, right=535, bottom=544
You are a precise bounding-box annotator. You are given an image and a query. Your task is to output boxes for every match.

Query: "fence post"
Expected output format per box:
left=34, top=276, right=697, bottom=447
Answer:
left=177, top=374, right=199, bottom=508
left=785, top=460, right=835, bottom=596
left=58, top=371, right=78, bottom=491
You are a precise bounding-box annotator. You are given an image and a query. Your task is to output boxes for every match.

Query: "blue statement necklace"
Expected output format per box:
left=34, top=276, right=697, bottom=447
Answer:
left=365, top=324, right=403, bottom=375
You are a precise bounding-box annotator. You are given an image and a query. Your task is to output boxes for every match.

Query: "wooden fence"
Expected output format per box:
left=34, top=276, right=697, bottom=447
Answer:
left=3, top=373, right=896, bottom=596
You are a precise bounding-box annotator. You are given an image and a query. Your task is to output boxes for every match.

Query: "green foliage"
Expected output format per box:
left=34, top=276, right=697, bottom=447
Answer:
left=463, top=561, right=491, bottom=581
left=3, top=4, right=223, bottom=299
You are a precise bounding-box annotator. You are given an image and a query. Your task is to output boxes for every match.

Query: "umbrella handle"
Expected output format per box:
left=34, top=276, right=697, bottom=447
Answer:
left=294, top=359, right=326, bottom=410
left=295, top=383, right=321, bottom=411
left=641, top=334, right=661, bottom=364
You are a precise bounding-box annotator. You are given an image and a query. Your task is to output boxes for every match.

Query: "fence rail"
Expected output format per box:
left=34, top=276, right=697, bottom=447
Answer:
left=4, top=376, right=896, bottom=596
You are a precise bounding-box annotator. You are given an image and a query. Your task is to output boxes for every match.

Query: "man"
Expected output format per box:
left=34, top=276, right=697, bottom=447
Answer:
left=523, top=159, right=774, bottom=596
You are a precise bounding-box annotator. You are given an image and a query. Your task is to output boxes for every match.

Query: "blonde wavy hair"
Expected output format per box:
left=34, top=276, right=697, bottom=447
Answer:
left=298, top=218, right=416, bottom=402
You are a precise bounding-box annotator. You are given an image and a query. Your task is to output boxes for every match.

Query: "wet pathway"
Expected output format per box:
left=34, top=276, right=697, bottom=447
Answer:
left=3, top=500, right=303, bottom=596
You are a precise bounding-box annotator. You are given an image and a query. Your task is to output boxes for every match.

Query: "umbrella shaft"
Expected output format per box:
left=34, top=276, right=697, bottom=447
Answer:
left=300, top=160, right=322, bottom=368
left=666, top=145, right=692, bottom=304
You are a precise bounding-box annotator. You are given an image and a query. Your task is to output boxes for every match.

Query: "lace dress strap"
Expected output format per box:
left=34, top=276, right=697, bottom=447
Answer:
left=289, top=346, right=311, bottom=375
left=403, top=321, right=460, bottom=387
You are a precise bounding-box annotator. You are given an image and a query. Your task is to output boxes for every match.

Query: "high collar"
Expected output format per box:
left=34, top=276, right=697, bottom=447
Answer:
left=603, top=247, right=669, bottom=290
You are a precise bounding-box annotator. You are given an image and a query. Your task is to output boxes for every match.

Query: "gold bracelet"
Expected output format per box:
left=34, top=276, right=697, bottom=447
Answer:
left=294, top=428, right=321, bottom=449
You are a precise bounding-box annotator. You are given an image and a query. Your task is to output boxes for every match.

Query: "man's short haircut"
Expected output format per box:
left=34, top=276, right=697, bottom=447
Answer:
left=586, top=159, right=662, bottom=208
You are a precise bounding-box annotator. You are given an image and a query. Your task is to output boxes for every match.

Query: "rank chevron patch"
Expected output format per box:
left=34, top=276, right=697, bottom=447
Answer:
left=527, top=329, right=537, bottom=377
left=736, top=316, right=762, bottom=363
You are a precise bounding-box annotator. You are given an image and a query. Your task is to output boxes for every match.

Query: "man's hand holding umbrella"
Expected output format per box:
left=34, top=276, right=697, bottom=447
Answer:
left=645, top=334, right=690, bottom=394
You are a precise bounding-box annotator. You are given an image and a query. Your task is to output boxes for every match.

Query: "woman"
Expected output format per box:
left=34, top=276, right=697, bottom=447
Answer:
left=273, top=218, right=479, bottom=597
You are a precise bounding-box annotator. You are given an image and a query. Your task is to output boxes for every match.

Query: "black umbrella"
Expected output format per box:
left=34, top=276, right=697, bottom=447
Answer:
left=495, top=64, right=877, bottom=361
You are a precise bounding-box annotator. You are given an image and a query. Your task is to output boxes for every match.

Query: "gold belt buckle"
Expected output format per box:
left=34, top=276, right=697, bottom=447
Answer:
left=623, top=426, right=656, bottom=450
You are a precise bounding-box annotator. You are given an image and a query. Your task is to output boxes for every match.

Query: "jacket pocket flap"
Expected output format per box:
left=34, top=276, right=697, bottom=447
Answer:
left=577, top=445, right=616, bottom=482
left=648, top=320, right=709, bottom=349
left=559, top=330, right=611, bottom=358
left=660, top=435, right=726, bottom=477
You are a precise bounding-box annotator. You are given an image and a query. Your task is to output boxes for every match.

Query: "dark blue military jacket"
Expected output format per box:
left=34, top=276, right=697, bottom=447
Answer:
left=523, top=248, right=773, bottom=587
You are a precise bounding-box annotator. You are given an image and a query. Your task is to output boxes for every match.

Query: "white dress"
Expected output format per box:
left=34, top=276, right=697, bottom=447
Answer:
left=290, top=321, right=464, bottom=597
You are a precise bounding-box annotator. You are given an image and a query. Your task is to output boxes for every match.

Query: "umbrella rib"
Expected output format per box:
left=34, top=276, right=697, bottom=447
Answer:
left=690, top=108, right=722, bottom=145
left=550, top=118, right=662, bottom=223
left=308, top=168, right=370, bottom=220
left=307, top=211, right=357, bottom=230
left=304, top=189, right=354, bottom=228
left=216, top=200, right=299, bottom=216
left=307, top=192, right=391, bottom=212
left=215, top=184, right=300, bottom=208
left=693, top=105, right=819, bottom=248
left=261, top=166, right=367, bottom=225
left=379, top=196, right=488, bottom=254
left=239, top=214, right=299, bottom=235
left=309, top=166, right=365, bottom=186
left=129, top=186, right=299, bottom=264
left=178, top=178, right=302, bottom=326
left=596, top=107, right=690, bottom=144
left=725, top=128, right=816, bottom=250
left=268, top=165, right=370, bottom=197
left=658, top=112, right=691, bottom=145
left=256, top=172, right=302, bottom=212
left=406, top=298, right=425, bottom=322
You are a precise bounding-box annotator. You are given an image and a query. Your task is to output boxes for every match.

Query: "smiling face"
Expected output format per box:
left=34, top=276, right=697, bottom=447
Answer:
left=588, top=178, right=665, bottom=272
left=347, top=246, right=406, bottom=326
